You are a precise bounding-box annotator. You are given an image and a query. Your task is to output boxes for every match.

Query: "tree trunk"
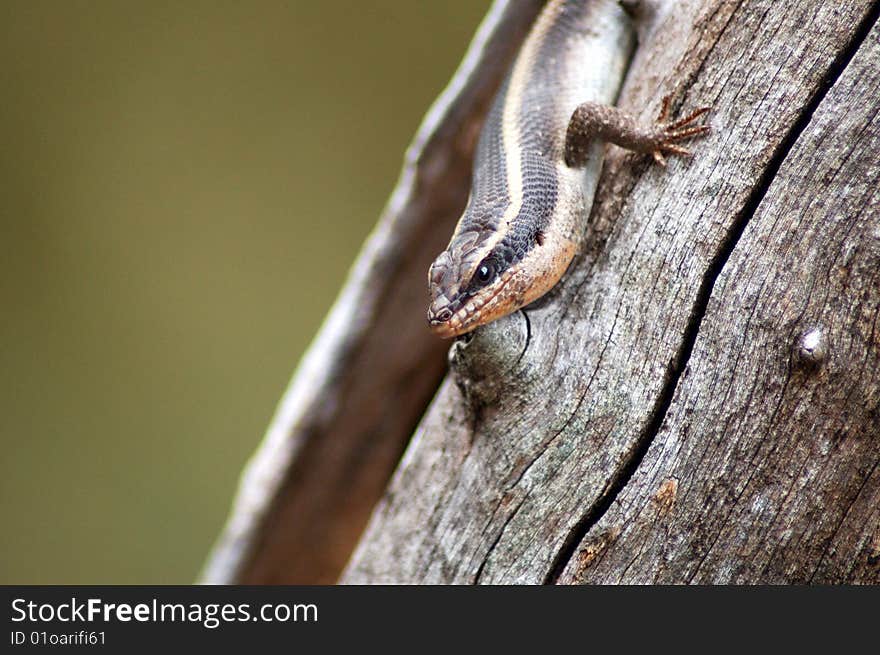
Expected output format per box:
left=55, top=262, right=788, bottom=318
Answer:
left=206, top=0, right=880, bottom=584
left=342, top=0, right=880, bottom=583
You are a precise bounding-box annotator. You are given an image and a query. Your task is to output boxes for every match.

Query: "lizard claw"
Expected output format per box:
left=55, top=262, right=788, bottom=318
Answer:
left=650, top=94, right=711, bottom=165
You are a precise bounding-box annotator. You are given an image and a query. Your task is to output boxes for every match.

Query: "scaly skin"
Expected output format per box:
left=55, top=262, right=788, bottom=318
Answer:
left=427, top=0, right=710, bottom=339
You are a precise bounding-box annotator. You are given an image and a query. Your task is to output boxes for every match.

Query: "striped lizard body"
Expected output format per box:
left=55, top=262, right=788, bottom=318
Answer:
left=427, top=0, right=709, bottom=338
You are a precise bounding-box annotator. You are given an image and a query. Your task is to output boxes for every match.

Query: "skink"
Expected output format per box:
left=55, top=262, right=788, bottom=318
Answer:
left=427, top=0, right=709, bottom=338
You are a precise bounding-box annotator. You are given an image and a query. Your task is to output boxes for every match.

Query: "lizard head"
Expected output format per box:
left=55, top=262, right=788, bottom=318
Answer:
left=427, top=238, right=512, bottom=339
left=427, top=224, right=578, bottom=339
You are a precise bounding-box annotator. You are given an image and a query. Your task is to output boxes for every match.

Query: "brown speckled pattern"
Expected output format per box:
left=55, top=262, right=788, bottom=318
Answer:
left=565, top=96, right=710, bottom=167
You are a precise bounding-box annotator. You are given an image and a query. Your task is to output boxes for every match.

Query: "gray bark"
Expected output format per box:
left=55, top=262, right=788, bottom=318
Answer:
left=342, top=0, right=880, bottom=584
left=203, top=0, right=880, bottom=585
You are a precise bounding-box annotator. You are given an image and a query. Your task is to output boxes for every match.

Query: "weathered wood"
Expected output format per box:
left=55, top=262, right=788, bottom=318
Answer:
left=560, top=16, right=880, bottom=584
left=201, top=0, right=545, bottom=584
left=342, top=0, right=880, bottom=584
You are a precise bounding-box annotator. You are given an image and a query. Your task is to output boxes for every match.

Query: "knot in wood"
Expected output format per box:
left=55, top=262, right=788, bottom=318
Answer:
left=448, top=310, right=530, bottom=406
left=795, top=327, right=827, bottom=367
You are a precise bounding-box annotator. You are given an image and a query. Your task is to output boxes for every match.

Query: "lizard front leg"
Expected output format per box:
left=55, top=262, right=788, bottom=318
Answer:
left=564, top=95, right=711, bottom=167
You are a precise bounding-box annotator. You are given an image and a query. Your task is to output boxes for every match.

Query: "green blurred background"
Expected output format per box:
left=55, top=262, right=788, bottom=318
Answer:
left=1, top=0, right=488, bottom=583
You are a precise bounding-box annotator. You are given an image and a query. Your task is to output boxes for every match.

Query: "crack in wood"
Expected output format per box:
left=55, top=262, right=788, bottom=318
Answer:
left=544, top=0, right=880, bottom=585
left=474, top=493, right=529, bottom=583
left=807, top=457, right=880, bottom=582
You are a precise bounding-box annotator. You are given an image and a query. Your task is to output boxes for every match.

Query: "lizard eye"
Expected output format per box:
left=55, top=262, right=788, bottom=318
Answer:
left=475, top=262, right=495, bottom=285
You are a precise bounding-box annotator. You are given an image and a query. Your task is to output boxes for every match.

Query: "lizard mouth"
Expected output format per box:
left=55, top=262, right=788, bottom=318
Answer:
left=428, top=270, right=517, bottom=338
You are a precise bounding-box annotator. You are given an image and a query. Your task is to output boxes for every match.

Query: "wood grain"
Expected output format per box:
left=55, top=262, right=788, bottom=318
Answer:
left=561, top=14, right=880, bottom=584
left=343, top=0, right=880, bottom=584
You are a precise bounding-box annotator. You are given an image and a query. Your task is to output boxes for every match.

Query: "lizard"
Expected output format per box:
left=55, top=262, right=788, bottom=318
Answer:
left=427, top=0, right=710, bottom=339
